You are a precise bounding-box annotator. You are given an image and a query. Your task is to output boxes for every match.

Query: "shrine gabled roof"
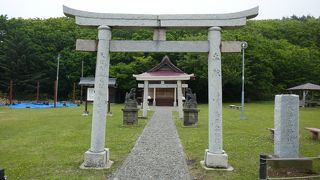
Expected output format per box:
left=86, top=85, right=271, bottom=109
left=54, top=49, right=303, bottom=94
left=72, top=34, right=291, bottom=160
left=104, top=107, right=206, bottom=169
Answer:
left=147, top=56, right=184, bottom=73
left=133, top=56, right=194, bottom=81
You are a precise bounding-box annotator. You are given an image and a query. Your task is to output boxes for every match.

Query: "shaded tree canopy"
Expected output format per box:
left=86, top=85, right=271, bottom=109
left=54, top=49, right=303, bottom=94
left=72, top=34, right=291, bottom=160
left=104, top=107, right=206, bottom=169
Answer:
left=0, top=15, right=319, bottom=102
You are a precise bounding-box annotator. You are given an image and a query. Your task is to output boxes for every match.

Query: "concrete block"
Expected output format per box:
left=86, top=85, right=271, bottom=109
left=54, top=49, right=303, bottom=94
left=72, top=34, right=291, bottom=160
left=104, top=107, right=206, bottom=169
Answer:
left=204, top=149, right=228, bottom=168
left=81, top=148, right=113, bottom=169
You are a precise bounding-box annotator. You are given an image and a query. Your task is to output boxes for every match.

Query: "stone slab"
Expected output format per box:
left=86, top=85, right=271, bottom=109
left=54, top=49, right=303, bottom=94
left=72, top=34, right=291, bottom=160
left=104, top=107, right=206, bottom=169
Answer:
left=274, top=94, right=299, bottom=158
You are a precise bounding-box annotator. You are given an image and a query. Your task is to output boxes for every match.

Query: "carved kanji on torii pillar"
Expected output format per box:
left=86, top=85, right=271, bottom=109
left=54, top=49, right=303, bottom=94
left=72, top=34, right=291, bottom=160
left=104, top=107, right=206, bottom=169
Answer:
left=63, top=5, right=258, bottom=170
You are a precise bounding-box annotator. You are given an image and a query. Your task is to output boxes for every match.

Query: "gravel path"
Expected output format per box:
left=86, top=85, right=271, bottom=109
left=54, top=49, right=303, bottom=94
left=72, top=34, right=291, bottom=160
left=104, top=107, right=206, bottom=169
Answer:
left=109, top=107, right=190, bottom=180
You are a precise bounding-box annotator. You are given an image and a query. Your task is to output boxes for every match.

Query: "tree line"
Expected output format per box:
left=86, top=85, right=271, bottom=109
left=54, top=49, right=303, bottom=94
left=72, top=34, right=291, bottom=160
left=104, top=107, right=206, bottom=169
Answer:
left=0, top=15, right=319, bottom=102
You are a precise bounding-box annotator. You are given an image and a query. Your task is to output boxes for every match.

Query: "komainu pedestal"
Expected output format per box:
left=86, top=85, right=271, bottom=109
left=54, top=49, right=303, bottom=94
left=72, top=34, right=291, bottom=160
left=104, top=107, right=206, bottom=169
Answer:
left=183, top=88, right=200, bottom=126
left=122, top=88, right=139, bottom=125
left=183, top=108, right=200, bottom=126
left=122, top=108, right=139, bottom=125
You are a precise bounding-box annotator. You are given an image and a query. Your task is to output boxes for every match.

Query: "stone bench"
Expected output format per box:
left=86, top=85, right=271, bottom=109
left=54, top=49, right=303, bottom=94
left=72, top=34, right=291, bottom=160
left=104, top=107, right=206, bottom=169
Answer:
left=305, top=127, right=320, bottom=140
left=267, top=128, right=275, bottom=140
left=229, top=105, right=241, bottom=110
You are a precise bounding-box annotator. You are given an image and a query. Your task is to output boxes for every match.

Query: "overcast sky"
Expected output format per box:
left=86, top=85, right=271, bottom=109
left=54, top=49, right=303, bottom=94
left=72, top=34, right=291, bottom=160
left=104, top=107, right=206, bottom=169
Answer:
left=0, top=0, right=319, bottom=20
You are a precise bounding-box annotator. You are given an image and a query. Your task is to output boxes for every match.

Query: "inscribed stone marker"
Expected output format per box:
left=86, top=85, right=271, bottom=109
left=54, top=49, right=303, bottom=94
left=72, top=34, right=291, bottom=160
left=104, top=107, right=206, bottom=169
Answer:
left=274, top=94, right=299, bottom=158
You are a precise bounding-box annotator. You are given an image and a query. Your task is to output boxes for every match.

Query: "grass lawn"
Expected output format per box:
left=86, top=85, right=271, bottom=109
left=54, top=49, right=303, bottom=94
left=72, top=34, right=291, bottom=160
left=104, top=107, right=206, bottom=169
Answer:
left=174, top=102, right=320, bottom=180
left=0, top=103, right=152, bottom=179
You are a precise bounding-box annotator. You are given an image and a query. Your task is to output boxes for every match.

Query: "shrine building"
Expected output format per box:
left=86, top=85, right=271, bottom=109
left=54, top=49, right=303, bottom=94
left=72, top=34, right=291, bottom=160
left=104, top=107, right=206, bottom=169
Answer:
left=133, top=56, right=194, bottom=109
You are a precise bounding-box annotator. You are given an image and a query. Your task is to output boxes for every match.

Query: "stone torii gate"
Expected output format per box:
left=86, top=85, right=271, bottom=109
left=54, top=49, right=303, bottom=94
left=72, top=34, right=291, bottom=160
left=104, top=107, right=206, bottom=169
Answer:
left=63, top=5, right=258, bottom=169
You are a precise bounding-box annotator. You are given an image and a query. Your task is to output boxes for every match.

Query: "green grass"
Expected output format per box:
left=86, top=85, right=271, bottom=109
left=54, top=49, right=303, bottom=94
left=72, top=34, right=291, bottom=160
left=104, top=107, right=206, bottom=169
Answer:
left=1, top=102, right=319, bottom=179
left=0, top=104, right=152, bottom=179
left=174, top=102, right=320, bottom=180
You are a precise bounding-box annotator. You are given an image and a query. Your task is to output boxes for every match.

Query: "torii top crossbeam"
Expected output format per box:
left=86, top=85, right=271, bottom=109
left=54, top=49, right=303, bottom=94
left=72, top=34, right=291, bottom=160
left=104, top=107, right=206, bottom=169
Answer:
left=63, top=5, right=258, bottom=28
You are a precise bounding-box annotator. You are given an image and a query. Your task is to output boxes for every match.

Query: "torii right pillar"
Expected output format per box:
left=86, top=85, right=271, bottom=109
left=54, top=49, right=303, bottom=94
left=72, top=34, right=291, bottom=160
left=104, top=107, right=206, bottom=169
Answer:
left=203, top=27, right=232, bottom=170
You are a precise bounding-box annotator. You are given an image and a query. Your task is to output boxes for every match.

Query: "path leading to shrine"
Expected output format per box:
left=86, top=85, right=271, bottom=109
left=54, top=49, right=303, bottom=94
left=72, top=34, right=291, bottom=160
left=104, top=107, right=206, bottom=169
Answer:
left=109, top=107, right=190, bottom=180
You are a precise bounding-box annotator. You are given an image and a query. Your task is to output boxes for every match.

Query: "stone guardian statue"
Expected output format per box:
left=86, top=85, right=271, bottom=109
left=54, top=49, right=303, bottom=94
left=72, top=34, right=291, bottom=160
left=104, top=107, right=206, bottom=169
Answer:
left=122, top=88, right=139, bottom=125
left=183, top=88, right=200, bottom=126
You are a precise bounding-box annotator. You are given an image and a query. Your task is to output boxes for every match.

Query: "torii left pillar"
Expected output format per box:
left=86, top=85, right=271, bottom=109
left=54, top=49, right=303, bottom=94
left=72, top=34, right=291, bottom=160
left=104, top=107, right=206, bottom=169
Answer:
left=81, top=25, right=113, bottom=169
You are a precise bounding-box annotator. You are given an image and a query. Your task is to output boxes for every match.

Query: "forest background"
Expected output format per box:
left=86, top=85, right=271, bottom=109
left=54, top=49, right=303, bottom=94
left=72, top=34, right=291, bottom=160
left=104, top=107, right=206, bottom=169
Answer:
left=0, top=15, right=319, bottom=102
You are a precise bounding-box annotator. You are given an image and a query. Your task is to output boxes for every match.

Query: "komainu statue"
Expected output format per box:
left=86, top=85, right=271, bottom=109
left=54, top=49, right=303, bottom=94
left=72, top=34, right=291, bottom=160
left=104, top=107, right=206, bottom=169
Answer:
left=124, top=88, right=138, bottom=108
left=123, top=88, right=139, bottom=125
left=184, top=88, right=198, bottom=108
left=183, top=88, right=199, bottom=126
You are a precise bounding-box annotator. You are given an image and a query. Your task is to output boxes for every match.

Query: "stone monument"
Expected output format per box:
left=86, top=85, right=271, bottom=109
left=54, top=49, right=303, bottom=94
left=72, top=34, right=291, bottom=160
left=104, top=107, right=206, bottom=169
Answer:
left=274, top=94, right=299, bottom=158
left=265, top=94, right=314, bottom=177
left=183, top=88, right=199, bottom=126
left=122, top=88, right=139, bottom=125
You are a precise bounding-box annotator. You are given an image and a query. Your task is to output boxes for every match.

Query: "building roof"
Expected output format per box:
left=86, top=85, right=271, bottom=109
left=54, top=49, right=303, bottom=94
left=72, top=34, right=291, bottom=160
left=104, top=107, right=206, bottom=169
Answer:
left=147, top=56, right=184, bottom=73
left=287, top=83, right=320, bottom=91
left=79, top=77, right=117, bottom=87
left=133, top=56, right=194, bottom=81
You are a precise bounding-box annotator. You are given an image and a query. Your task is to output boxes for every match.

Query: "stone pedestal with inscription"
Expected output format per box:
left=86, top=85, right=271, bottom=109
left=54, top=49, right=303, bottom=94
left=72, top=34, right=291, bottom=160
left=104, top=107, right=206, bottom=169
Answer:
left=274, top=94, right=299, bottom=158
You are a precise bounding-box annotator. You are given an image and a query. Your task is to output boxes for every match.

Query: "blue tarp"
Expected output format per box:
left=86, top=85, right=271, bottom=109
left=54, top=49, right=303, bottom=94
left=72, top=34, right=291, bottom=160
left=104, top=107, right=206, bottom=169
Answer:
left=8, top=102, right=80, bottom=109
